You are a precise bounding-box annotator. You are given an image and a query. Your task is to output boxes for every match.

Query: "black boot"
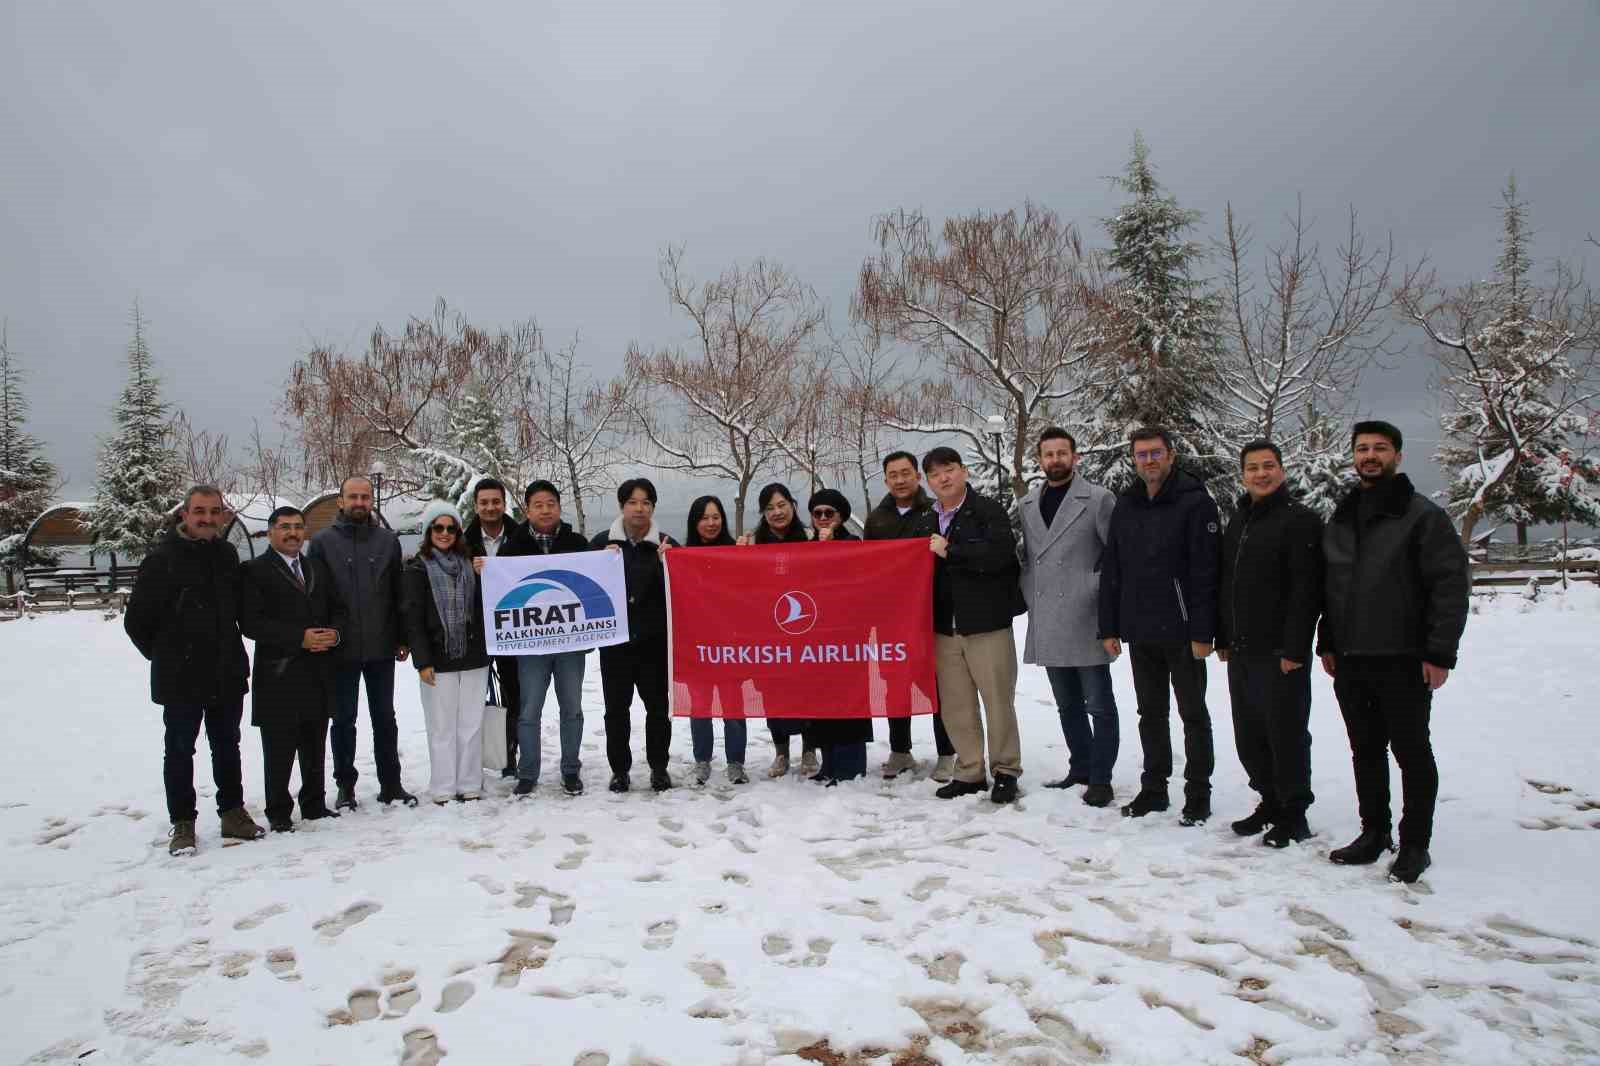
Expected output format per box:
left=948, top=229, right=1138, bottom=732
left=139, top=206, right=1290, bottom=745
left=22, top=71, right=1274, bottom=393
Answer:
left=1230, top=802, right=1277, bottom=837
left=608, top=773, right=630, bottom=793
left=1179, top=801, right=1211, bottom=827
left=1328, top=827, right=1395, bottom=865
left=935, top=779, right=987, bottom=799
left=1043, top=773, right=1089, bottom=790
left=1121, top=791, right=1169, bottom=818
left=513, top=779, right=535, bottom=797
left=1388, top=844, right=1431, bottom=883
left=335, top=785, right=358, bottom=811
left=1082, top=784, right=1114, bottom=808
left=650, top=769, right=673, bottom=792
left=377, top=787, right=418, bottom=808
left=990, top=773, right=1019, bottom=804
left=1263, top=814, right=1311, bottom=848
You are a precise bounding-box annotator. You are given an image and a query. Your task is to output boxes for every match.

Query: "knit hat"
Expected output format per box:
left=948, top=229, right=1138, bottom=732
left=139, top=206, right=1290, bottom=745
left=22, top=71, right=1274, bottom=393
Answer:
left=806, top=489, right=851, bottom=523
left=419, top=500, right=465, bottom=534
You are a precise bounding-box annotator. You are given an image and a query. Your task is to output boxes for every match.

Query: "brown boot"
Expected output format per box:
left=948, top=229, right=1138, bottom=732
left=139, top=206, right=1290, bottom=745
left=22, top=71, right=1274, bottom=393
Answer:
left=219, top=806, right=265, bottom=841
left=169, top=820, right=197, bottom=856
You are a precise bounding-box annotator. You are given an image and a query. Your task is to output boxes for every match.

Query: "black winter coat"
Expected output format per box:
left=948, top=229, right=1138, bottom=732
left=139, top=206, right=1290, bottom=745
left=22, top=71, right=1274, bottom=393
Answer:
left=238, top=552, right=346, bottom=727
left=863, top=489, right=934, bottom=541
left=809, top=527, right=872, bottom=744
left=124, top=529, right=250, bottom=706
left=1316, top=474, right=1470, bottom=669
left=910, top=490, right=1024, bottom=636
left=1216, top=486, right=1323, bottom=662
left=753, top=519, right=811, bottom=544
left=1098, top=469, right=1221, bottom=646
left=501, top=519, right=593, bottom=558
left=402, top=555, right=491, bottom=674
left=306, top=515, right=406, bottom=663
left=464, top=516, right=515, bottom=559
left=590, top=521, right=677, bottom=643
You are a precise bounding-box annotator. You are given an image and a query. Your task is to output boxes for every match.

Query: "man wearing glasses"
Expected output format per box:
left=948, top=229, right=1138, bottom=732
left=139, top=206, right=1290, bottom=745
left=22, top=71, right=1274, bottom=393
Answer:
left=1098, top=427, right=1220, bottom=826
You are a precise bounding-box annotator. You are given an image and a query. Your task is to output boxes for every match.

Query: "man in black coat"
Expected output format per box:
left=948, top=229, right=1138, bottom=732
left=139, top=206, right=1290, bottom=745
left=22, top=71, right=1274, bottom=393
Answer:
left=912, top=447, right=1026, bottom=804
left=863, top=450, right=956, bottom=780
left=1098, top=427, right=1221, bottom=825
left=1317, top=421, right=1470, bottom=883
left=124, top=486, right=265, bottom=855
left=305, top=476, right=417, bottom=809
left=1216, top=441, right=1323, bottom=848
left=591, top=477, right=678, bottom=793
left=463, top=477, right=521, bottom=778
left=239, top=506, right=347, bottom=832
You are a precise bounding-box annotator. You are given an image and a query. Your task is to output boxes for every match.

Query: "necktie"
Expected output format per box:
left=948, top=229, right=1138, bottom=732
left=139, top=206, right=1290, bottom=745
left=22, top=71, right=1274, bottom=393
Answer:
left=290, top=556, right=305, bottom=590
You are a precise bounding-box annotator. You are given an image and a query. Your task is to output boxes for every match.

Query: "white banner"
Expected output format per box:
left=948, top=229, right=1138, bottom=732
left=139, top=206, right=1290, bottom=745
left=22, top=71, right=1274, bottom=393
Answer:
left=480, top=552, right=630, bottom=655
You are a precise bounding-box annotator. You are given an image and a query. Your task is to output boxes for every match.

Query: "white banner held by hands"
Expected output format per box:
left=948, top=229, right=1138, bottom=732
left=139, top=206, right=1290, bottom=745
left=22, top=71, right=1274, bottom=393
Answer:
left=480, top=552, right=630, bottom=655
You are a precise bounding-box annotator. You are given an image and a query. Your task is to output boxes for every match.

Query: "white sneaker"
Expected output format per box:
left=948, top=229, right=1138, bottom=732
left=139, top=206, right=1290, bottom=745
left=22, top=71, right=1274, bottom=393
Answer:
left=931, top=755, right=956, bottom=782
left=768, top=754, right=790, bottom=778
left=693, top=761, right=712, bottom=785
left=800, top=749, right=819, bottom=776
left=727, top=762, right=749, bottom=785
left=881, top=752, right=917, bottom=779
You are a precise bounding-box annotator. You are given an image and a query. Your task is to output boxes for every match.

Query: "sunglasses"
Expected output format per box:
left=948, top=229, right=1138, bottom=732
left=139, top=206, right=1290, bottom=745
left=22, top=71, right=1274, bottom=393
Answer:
left=810, top=507, right=838, bottom=519
left=430, top=523, right=460, bottom=536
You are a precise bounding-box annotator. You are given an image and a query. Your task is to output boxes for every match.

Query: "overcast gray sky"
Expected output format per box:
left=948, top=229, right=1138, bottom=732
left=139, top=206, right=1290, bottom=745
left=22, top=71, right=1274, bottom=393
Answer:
left=3, top=0, right=1597, bottom=510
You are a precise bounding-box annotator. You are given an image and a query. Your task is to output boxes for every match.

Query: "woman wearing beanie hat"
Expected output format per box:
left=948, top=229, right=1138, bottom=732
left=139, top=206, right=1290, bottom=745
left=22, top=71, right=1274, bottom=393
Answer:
left=738, top=483, right=817, bottom=777
left=402, top=501, right=491, bottom=802
left=805, top=490, right=873, bottom=783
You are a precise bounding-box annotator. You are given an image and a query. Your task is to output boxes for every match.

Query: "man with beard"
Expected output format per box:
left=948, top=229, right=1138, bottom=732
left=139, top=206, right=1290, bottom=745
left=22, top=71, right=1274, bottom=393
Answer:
left=464, top=477, right=521, bottom=778
left=1318, top=421, right=1469, bottom=884
left=1216, top=441, right=1322, bottom=848
left=863, top=450, right=956, bottom=781
left=125, top=485, right=264, bottom=855
left=1098, top=427, right=1220, bottom=826
left=1019, top=427, right=1120, bottom=807
left=307, top=476, right=418, bottom=810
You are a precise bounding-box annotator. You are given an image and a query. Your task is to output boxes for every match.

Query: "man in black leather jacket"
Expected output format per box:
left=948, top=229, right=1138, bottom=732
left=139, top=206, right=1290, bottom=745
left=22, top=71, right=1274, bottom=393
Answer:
left=1317, top=421, right=1469, bottom=884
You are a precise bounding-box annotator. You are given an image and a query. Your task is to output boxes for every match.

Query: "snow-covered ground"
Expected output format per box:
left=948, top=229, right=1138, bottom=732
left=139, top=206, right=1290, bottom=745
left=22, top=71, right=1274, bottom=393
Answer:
left=3, top=590, right=1599, bottom=1066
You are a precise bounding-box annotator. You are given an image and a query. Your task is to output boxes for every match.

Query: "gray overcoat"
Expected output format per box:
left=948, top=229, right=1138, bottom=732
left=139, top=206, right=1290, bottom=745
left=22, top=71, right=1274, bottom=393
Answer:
left=1020, top=476, right=1116, bottom=667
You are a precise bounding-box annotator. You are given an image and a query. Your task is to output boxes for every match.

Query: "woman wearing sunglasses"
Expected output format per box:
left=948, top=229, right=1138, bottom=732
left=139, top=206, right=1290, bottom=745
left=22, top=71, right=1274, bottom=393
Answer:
left=805, top=489, right=873, bottom=783
left=738, top=483, right=818, bottom=777
left=682, top=495, right=749, bottom=785
left=402, top=501, right=491, bottom=803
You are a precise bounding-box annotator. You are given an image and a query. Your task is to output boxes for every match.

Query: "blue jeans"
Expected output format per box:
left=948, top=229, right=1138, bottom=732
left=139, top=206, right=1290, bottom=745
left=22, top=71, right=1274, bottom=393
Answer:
left=517, top=652, right=586, bottom=782
left=332, top=659, right=401, bottom=792
left=690, top=717, right=748, bottom=764
left=1046, top=664, right=1119, bottom=785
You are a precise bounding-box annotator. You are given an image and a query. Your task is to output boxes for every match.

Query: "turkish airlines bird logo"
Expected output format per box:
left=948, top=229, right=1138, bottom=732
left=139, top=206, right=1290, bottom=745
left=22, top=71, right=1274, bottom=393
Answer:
left=774, top=591, right=819, bottom=635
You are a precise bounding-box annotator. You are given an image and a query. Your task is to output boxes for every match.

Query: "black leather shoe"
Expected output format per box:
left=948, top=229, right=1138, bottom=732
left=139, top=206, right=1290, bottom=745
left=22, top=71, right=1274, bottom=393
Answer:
left=935, top=779, right=988, bottom=799
left=991, top=774, right=1019, bottom=804
left=335, top=785, right=358, bottom=811
left=1043, top=773, right=1090, bottom=790
left=377, top=788, right=418, bottom=808
left=301, top=807, right=339, bottom=821
left=1329, top=827, right=1395, bottom=865
left=650, top=769, right=673, bottom=792
left=1230, top=802, right=1277, bottom=837
left=269, top=818, right=295, bottom=833
left=513, top=779, right=535, bottom=797
left=1121, top=791, right=1170, bottom=817
left=1263, top=815, right=1312, bottom=848
left=562, top=774, right=583, bottom=796
left=608, top=773, right=630, bottom=793
left=1388, top=844, right=1431, bottom=883
left=1179, top=802, right=1211, bottom=827
left=1082, top=784, right=1114, bottom=808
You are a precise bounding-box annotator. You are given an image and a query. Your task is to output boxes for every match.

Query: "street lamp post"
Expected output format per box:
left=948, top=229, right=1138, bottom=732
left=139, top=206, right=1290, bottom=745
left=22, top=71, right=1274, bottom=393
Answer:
left=985, top=414, right=1007, bottom=499
left=370, top=459, right=386, bottom=527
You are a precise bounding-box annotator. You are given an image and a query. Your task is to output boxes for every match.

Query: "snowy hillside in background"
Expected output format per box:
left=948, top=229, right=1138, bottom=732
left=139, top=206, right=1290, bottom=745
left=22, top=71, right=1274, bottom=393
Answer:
left=2, top=590, right=1599, bottom=1065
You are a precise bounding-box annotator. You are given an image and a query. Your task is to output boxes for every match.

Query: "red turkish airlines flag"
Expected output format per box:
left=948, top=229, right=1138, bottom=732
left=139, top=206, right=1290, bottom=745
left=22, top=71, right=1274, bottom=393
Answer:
left=665, top=540, right=937, bottom=719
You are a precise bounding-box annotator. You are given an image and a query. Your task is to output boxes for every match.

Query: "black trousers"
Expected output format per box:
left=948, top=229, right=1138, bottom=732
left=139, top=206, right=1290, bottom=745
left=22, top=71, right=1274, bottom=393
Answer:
left=1333, top=655, right=1438, bottom=848
left=163, top=697, right=246, bottom=823
left=1227, top=653, right=1313, bottom=818
left=493, top=655, right=522, bottom=769
left=887, top=712, right=955, bottom=757
left=1129, top=641, right=1214, bottom=804
left=261, top=715, right=331, bottom=823
left=599, top=637, right=671, bottom=774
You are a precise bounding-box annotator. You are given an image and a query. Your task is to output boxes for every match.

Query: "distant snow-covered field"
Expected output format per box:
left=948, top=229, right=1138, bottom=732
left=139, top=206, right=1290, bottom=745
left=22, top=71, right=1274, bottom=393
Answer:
left=2, top=589, right=1599, bottom=1065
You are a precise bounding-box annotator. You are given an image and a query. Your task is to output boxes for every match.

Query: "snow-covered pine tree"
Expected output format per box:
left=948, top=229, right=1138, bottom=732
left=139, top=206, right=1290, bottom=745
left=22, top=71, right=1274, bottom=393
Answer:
left=0, top=322, right=62, bottom=570
left=84, top=303, right=186, bottom=562
left=413, top=383, right=516, bottom=517
left=1412, top=177, right=1600, bottom=544
left=1084, top=133, right=1228, bottom=498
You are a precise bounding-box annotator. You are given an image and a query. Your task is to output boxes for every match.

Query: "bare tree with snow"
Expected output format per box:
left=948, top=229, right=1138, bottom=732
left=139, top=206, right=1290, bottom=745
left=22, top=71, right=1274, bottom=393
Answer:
left=517, top=335, right=630, bottom=534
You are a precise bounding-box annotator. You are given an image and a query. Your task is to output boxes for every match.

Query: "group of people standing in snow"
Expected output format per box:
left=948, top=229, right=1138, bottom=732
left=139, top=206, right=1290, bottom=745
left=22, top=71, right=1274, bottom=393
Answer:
left=125, top=417, right=1469, bottom=885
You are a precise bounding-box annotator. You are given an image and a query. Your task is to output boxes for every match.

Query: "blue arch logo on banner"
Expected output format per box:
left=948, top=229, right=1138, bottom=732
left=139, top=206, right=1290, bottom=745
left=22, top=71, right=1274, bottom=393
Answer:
left=481, top=552, right=630, bottom=654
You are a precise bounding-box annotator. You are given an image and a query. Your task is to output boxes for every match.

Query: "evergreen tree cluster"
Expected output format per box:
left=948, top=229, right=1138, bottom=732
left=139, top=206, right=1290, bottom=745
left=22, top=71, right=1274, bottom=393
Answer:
left=0, top=323, right=61, bottom=569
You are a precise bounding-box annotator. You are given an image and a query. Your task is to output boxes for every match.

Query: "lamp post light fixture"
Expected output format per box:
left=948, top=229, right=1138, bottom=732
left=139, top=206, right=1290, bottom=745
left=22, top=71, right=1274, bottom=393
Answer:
left=369, top=459, right=387, bottom=526
left=985, top=414, right=1007, bottom=499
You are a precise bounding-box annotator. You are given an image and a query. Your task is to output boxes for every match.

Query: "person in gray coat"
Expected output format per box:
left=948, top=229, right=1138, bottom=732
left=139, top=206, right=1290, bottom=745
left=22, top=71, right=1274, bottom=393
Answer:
left=1019, top=427, right=1119, bottom=807
left=305, top=475, right=417, bottom=810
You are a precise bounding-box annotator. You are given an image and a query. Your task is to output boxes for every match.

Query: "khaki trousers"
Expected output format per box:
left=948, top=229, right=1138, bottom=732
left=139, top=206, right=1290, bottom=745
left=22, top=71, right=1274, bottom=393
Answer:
left=935, top=627, right=1021, bottom=782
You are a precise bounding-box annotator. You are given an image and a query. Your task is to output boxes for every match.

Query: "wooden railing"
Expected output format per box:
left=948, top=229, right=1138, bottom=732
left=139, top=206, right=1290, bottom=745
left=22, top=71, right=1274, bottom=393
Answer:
left=1471, top=560, right=1600, bottom=587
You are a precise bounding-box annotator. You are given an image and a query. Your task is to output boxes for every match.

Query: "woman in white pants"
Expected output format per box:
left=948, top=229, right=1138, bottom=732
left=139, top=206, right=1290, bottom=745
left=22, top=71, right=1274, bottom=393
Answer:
left=402, top=502, right=491, bottom=802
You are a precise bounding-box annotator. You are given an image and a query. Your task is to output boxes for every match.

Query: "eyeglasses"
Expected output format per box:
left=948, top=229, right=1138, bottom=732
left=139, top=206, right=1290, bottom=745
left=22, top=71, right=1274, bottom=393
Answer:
left=810, top=507, right=838, bottom=519
left=1133, top=448, right=1167, bottom=462
left=430, top=524, right=460, bottom=536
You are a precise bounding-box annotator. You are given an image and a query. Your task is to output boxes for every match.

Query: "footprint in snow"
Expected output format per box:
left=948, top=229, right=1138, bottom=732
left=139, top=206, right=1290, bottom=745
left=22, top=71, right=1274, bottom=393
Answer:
left=265, top=947, right=299, bottom=980
left=496, top=931, right=557, bottom=988
left=234, top=902, right=289, bottom=931
left=314, top=900, right=382, bottom=939
left=218, top=950, right=257, bottom=979
left=436, top=980, right=474, bottom=1013
left=643, top=920, right=677, bottom=950
left=401, top=1027, right=443, bottom=1066
left=556, top=850, right=588, bottom=871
